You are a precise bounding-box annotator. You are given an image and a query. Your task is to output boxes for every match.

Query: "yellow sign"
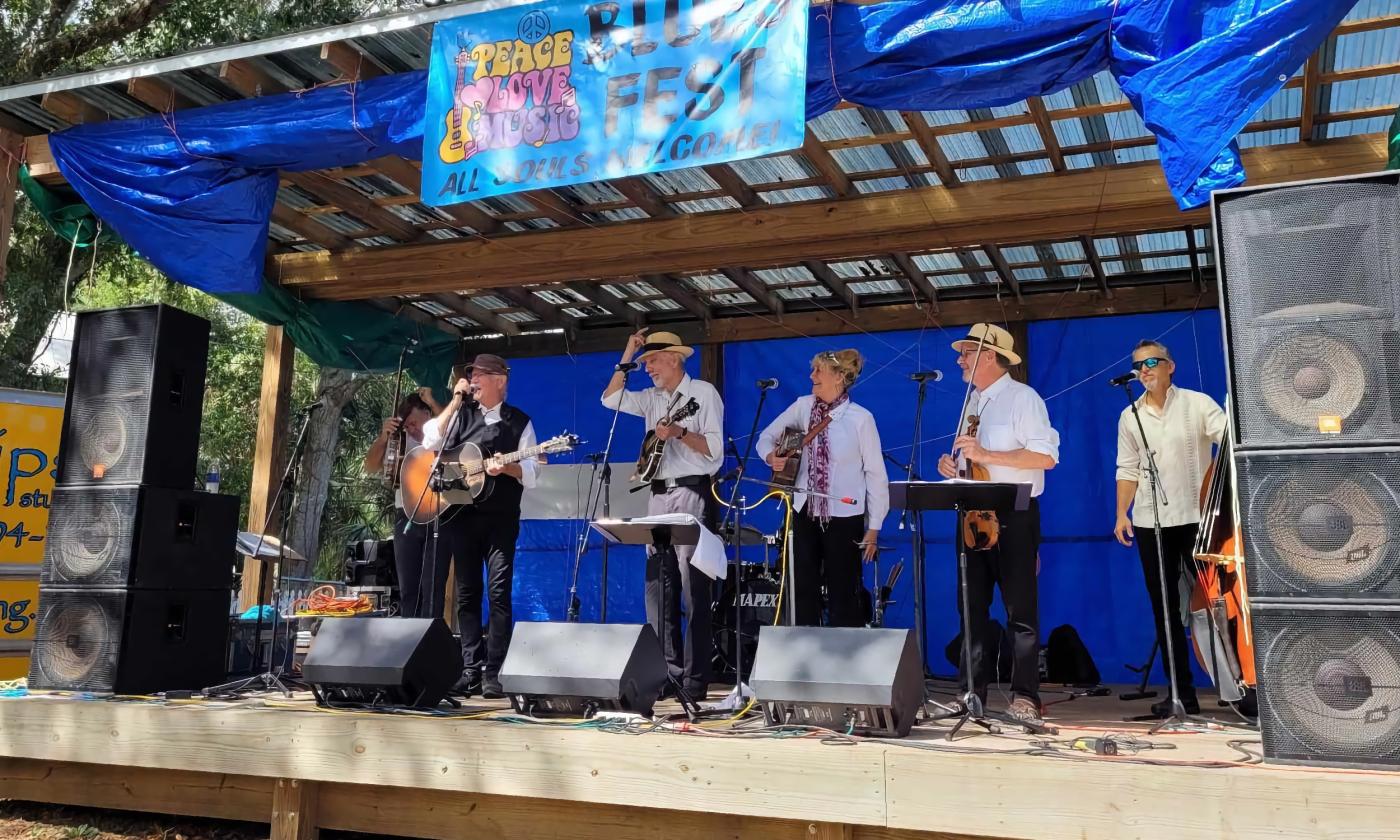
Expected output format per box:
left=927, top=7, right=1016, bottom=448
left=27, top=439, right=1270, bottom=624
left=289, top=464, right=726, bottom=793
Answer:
left=0, top=388, right=63, bottom=567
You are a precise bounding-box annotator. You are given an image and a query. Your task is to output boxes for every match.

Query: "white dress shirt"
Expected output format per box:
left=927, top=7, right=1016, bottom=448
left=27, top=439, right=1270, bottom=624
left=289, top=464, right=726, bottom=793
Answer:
left=421, top=402, right=539, bottom=490
left=601, top=373, right=724, bottom=480
left=755, top=396, right=889, bottom=529
left=1116, top=385, right=1226, bottom=528
left=968, top=373, right=1060, bottom=498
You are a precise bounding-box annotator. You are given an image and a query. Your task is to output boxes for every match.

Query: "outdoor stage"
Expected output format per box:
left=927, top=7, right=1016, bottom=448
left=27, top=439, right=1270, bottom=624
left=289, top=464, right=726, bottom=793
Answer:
left=0, top=687, right=1395, bottom=840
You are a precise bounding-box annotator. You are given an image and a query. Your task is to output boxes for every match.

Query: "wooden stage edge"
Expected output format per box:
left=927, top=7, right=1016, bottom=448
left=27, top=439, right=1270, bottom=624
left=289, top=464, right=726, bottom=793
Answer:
left=0, top=693, right=1396, bottom=840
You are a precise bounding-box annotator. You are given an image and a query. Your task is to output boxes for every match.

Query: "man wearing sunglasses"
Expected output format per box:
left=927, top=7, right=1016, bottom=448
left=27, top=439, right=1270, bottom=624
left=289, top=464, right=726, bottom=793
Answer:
left=1113, top=340, right=1226, bottom=718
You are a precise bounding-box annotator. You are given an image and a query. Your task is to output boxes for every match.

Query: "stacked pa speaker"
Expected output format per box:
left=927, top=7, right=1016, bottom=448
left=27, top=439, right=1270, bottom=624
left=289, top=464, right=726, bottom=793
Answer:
left=28, top=304, right=236, bottom=695
left=1215, top=171, right=1400, bottom=769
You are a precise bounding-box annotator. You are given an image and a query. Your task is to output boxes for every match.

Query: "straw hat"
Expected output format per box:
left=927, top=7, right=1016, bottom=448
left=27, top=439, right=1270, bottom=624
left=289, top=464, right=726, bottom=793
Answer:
left=636, top=331, right=695, bottom=361
left=950, top=323, right=1021, bottom=366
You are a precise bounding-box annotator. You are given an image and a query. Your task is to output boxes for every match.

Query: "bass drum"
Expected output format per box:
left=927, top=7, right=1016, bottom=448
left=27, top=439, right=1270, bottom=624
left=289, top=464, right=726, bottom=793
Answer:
left=712, top=565, right=781, bottom=683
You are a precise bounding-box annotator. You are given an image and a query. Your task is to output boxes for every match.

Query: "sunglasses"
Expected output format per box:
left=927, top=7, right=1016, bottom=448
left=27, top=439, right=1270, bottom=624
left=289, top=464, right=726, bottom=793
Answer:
left=1131, top=357, right=1168, bottom=371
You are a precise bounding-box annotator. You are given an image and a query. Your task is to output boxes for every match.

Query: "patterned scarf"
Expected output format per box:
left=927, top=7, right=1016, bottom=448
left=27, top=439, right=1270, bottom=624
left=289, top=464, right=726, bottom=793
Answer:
left=807, top=392, right=848, bottom=521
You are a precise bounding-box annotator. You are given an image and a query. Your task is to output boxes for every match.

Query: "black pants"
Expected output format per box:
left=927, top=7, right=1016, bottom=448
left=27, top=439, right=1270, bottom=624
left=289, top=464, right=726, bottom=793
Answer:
left=792, top=511, right=865, bottom=627
left=1136, top=523, right=1198, bottom=700
left=442, top=508, right=519, bottom=679
left=645, top=485, right=714, bottom=695
left=393, top=512, right=453, bottom=619
left=959, top=499, right=1041, bottom=705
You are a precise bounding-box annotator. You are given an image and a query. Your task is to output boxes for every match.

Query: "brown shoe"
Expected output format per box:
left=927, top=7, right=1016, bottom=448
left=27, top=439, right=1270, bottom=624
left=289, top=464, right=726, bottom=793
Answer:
left=1006, top=697, right=1043, bottom=726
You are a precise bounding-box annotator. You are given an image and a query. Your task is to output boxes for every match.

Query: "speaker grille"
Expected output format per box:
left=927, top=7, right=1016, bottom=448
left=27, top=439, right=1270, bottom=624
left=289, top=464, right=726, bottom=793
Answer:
left=1253, top=606, right=1400, bottom=768
left=1237, top=449, right=1400, bottom=601
left=42, top=487, right=139, bottom=587
left=1216, top=175, right=1400, bottom=447
left=27, top=589, right=125, bottom=692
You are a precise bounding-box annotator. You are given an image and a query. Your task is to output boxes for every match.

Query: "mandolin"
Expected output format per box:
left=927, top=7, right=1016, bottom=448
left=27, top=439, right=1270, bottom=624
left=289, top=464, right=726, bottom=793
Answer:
left=380, top=347, right=410, bottom=491
left=400, top=433, right=579, bottom=524
left=959, top=414, right=1000, bottom=550
left=634, top=397, right=700, bottom=482
left=770, top=415, right=834, bottom=489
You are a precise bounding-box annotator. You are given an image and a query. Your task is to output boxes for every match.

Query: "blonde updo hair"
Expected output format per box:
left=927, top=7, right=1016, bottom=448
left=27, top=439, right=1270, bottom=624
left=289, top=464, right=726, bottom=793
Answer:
left=812, top=349, right=864, bottom=388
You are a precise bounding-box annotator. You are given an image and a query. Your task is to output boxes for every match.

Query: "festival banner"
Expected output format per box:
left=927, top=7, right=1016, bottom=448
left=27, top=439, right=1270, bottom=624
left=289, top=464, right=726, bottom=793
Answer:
left=422, top=0, right=809, bottom=205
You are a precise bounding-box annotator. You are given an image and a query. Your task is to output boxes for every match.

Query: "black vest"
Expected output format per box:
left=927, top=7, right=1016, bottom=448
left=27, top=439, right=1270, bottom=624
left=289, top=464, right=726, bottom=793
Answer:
left=443, top=401, right=532, bottom=514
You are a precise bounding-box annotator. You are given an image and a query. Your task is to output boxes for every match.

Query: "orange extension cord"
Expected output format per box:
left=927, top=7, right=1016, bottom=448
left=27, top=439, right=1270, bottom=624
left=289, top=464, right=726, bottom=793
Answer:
left=292, top=585, right=373, bottom=617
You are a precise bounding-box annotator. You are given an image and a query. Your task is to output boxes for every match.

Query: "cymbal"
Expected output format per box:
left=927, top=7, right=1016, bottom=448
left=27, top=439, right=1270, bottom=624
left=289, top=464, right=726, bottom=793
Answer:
left=236, top=532, right=306, bottom=562
left=721, top=525, right=767, bottom=547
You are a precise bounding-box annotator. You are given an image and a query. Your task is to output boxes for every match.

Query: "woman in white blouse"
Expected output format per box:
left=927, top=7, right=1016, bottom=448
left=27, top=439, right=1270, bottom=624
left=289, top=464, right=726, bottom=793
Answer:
left=757, top=350, right=888, bottom=627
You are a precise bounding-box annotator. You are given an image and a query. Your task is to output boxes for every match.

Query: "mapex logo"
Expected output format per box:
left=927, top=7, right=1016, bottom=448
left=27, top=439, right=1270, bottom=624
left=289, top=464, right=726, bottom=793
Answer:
left=738, top=592, right=779, bottom=608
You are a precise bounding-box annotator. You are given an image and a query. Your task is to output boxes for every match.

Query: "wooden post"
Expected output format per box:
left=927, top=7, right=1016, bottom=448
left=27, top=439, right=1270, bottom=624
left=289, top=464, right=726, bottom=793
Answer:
left=1007, top=320, right=1030, bottom=384
left=271, top=778, right=319, bottom=840
left=700, top=342, right=723, bottom=391
left=0, top=127, right=22, bottom=291
left=241, top=325, right=295, bottom=610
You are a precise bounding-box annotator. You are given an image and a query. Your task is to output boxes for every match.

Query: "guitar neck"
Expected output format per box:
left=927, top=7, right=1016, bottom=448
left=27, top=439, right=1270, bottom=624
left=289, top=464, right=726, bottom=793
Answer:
left=492, top=440, right=557, bottom=465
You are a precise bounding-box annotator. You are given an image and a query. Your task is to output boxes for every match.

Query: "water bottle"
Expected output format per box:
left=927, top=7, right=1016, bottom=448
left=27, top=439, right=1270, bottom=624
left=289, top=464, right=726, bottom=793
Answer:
left=205, top=461, right=222, bottom=494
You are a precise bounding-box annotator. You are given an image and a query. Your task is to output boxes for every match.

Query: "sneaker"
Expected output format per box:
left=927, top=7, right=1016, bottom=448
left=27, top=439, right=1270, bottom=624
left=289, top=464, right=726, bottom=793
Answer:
left=1005, top=697, right=1044, bottom=726
left=453, top=672, right=482, bottom=697
left=482, top=676, right=505, bottom=699
left=1150, top=696, right=1200, bottom=717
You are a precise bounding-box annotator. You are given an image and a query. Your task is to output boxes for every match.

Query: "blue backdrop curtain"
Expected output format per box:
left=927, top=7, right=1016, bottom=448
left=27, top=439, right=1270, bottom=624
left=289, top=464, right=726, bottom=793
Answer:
left=507, top=308, right=1226, bottom=685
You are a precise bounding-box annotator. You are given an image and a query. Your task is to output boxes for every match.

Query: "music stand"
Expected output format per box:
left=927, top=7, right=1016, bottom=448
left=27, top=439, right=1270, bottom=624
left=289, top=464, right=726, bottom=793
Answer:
left=591, top=517, right=706, bottom=720
left=890, top=479, right=1047, bottom=740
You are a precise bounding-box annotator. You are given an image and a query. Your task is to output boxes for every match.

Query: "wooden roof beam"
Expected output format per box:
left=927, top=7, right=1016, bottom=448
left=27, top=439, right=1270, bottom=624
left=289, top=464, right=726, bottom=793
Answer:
left=127, top=77, right=196, bottom=111
left=429, top=292, right=521, bottom=336
left=1026, top=97, right=1066, bottom=173
left=1299, top=50, right=1324, bottom=143
left=801, top=129, right=853, bottom=197
left=1078, top=235, right=1112, bottom=299
left=40, top=91, right=107, bottom=125
left=268, top=134, right=1388, bottom=298
left=367, top=156, right=502, bottom=235
left=642, top=274, right=711, bottom=322
left=522, top=190, right=585, bottom=226
left=609, top=178, right=676, bottom=218
left=889, top=252, right=941, bottom=311
left=218, top=59, right=288, bottom=97
left=493, top=287, right=574, bottom=334
left=802, top=260, right=858, bottom=312
left=566, top=283, right=643, bottom=327
left=984, top=245, right=1024, bottom=302
left=901, top=111, right=959, bottom=187
left=703, top=164, right=760, bottom=207
left=284, top=170, right=427, bottom=243
left=720, top=267, right=784, bottom=315
left=320, top=41, right=386, bottom=80
left=370, top=298, right=464, bottom=337
left=270, top=204, right=355, bottom=252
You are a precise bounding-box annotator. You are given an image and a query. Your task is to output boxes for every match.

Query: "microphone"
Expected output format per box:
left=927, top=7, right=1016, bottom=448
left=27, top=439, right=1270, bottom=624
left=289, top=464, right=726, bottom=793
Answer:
left=616, top=362, right=639, bottom=372
left=1108, top=371, right=1138, bottom=387
left=716, top=468, right=741, bottom=483
left=756, top=378, right=779, bottom=390
left=299, top=398, right=326, bottom=412
left=910, top=371, right=943, bottom=382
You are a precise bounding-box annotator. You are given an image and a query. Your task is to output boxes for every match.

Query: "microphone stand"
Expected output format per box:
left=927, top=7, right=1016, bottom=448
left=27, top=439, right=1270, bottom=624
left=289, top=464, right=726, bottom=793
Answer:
left=1116, top=379, right=1197, bottom=733
left=406, top=391, right=469, bottom=621
left=567, top=363, right=633, bottom=621
left=904, top=375, right=934, bottom=677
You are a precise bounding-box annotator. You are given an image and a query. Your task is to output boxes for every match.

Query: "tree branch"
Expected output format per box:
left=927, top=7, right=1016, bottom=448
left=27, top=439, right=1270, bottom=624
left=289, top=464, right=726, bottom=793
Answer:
left=15, top=0, right=178, bottom=82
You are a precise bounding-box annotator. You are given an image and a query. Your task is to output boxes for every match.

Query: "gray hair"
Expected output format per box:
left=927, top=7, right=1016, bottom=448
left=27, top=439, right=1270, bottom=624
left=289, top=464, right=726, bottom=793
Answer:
left=1133, top=339, right=1172, bottom=361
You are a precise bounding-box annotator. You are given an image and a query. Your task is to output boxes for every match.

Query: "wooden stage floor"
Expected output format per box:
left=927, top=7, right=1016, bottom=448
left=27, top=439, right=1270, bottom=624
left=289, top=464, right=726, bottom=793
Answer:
left=0, top=683, right=1396, bottom=840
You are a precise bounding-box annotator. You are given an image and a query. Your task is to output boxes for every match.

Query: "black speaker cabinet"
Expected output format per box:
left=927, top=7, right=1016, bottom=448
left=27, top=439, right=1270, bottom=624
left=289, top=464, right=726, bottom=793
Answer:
left=41, top=485, right=237, bottom=591
left=1251, top=604, right=1400, bottom=769
left=750, top=626, right=922, bottom=737
left=1236, top=448, right=1400, bottom=603
left=27, top=587, right=231, bottom=694
left=1213, top=171, right=1400, bottom=448
left=499, top=622, right=668, bottom=717
left=302, top=617, right=462, bottom=708
left=57, top=304, right=209, bottom=488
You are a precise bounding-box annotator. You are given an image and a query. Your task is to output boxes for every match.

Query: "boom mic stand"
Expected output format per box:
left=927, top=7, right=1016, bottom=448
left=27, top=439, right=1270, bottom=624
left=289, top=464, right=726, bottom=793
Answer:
left=567, top=362, right=634, bottom=621
left=207, top=401, right=320, bottom=698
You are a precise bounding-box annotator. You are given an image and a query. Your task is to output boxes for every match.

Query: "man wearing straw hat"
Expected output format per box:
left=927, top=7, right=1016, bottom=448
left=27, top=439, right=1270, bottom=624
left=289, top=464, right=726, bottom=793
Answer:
left=602, top=329, right=724, bottom=700
left=938, top=323, right=1060, bottom=726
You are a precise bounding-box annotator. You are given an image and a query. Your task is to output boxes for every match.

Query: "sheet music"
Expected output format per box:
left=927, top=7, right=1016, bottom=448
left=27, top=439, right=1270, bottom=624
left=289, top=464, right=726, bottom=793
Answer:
left=597, top=513, right=727, bottom=581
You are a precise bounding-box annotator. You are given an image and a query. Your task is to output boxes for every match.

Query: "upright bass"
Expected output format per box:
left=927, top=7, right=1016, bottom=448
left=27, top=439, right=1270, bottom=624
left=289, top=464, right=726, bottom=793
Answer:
left=1189, top=421, right=1257, bottom=704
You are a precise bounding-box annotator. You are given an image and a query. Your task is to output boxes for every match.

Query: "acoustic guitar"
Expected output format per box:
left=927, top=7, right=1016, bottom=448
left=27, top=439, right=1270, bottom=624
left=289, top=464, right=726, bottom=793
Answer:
left=634, top=397, right=700, bottom=482
left=770, top=415, right=834, bottom=489
left=400, top=433, right=579, bottom=524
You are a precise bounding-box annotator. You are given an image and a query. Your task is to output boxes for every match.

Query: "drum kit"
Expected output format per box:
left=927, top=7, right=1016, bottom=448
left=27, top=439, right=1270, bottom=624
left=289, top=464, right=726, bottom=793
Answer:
left=711, top=524, right=902, bottom=681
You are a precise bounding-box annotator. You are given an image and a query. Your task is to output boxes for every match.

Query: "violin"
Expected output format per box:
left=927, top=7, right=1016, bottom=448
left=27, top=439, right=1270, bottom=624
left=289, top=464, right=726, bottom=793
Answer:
left=960, top=413, right=1000, bottom=550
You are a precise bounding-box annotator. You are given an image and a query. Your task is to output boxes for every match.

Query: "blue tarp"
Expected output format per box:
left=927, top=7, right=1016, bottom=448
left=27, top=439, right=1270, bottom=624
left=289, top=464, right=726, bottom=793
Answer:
left=48, top=0, right=1350, bottom=295
left=506, top=309, right=1228, bottom=685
